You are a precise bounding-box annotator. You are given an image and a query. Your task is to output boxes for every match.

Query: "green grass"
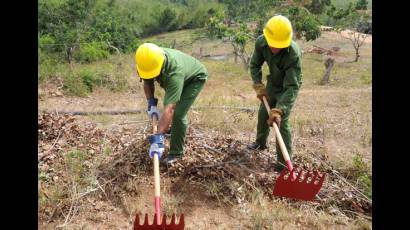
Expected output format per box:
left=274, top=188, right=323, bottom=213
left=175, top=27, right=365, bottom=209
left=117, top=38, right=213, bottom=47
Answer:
left=40, top=53, right=134, bottom=97
left=332, top=0, right=372, bottom=10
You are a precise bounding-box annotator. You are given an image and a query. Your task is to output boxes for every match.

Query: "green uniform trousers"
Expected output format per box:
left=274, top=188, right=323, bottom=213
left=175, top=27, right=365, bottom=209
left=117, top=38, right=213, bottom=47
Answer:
left=255, top=80, right=293, bottom=170
left=169, top=79, right=206, bottom=156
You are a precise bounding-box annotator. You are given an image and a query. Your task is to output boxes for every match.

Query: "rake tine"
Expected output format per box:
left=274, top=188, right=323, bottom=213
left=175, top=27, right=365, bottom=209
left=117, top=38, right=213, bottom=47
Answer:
left=170, top=213, right=176, bottom=225
left=302, top=171, right=312, bottom=183
left=179, top=214, right=185, bottom=225
left=311, top=173, right=319, bottom=185
left=295, top=168, right=303, bottom=181
left=162, top=214, right=167, bottom=225
left=144, top=213, right=149, bottom=225
left=134, top=214, right=140, bottom=228
left=315, top=171, right=325, bottom=185
left=281, top=170, right=290, bottom=181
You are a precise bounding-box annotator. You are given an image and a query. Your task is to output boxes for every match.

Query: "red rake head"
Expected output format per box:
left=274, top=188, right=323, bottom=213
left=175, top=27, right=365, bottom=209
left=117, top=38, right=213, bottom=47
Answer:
left=134, top=213, right=185, bottom=230
left=273, top=167, right=325, bottom=201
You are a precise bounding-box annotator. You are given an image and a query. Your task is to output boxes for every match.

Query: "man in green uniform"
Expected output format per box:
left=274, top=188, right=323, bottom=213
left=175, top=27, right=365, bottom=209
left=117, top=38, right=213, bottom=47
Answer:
left=247, top=15, right=302, bottom=172
left=135, top=43, right=208, bottom=164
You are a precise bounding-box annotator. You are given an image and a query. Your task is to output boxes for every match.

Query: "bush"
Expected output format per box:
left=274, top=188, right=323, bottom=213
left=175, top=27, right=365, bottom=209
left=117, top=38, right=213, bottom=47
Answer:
left=73, top=42, right=109, bottom=63
left=352, top=154, right=372, bottom=199
left=308, top=0, right=331, bottom=15
left=79, top=69, right=96, bottom=92
left=356, top=19, right=372, bottom=34
left=355, top=0, right=368, bottom=10
left=287, top=6, right=321, bottom=41
left=205, top=11, right=228, bottom=39
left=63, top=72, right=91, bottom=97
left=158, top=7, right=178, bottom=32
left=128, top=38, right=142, bottom=54
left=39, top=35, right=58, bottom=53
left=38, top=49, right=67, bottom=82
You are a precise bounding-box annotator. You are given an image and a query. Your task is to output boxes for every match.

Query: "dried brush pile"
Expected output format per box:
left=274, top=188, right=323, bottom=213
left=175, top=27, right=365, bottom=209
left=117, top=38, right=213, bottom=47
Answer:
left=38, top=113, right=371, bottom=223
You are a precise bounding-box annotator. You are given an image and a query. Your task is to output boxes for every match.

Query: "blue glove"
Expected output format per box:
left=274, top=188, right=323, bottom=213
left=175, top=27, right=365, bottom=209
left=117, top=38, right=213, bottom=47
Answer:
left=147, top=98, right=160, bottom=119
left=148, top=134, right=164, bottom=158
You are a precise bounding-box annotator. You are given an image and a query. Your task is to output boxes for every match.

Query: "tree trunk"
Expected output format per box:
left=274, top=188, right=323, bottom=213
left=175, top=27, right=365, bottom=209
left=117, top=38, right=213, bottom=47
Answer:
left=66, top=46, right=73, bottom=64
left=320, top=57, right=335, bottom=85
left=240, top=49, right=250, bottom=70
left=233, top=46, right=239, bottom=64
left=354, top=47, right=360, bottom=62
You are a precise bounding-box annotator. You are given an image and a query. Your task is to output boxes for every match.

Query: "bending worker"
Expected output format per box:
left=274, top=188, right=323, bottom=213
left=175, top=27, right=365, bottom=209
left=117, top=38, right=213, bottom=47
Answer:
left=135, top=43, right=208, bottom=165
left=247, top=15, right=302, bottom=172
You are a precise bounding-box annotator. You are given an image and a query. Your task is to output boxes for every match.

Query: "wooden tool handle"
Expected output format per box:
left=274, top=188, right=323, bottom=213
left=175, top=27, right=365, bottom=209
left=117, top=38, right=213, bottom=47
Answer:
left=151, top=114, right=161, bottom=224
left=262, top=97, right=293, bottom=171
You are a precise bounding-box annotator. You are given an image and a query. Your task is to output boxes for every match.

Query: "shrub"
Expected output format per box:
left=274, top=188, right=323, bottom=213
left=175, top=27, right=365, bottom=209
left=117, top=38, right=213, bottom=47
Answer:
left=63, top=72, right=90, bottom=97
left=73, top=42, right=109, bottom=63
left=287, top=6, right=321, bottom=41
left=355, top=0, right=368, bottom=10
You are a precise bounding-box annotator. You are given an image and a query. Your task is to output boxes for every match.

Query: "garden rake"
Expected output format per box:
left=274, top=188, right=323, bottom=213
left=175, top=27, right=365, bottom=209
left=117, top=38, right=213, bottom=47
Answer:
left=133, top=115, right=184, bottom=230
left=262, top=96, right=325, bottom=201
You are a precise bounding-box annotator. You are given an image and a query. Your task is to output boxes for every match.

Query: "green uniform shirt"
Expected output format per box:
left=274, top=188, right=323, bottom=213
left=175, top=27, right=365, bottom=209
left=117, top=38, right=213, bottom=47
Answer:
left=154, top=48, right=208, bottom=106
left=250, top=35, right=302, bottom=116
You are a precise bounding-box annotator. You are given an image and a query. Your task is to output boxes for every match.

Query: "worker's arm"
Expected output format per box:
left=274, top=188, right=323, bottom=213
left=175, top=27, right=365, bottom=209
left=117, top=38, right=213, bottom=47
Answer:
left=156, top=103, right=176, bottom=134
left=276, top=56, right=302, bottom=117
left=250, top=37, right=269, bottom=101
left=155, top=70, right=183, bottom=134
left=143, top=79, right=160, bottom=119
left=250, top=37, right=265, bottom=84
left=148, top=102, right=174, bottom=158
left=143, top=79, right=155, bottom=99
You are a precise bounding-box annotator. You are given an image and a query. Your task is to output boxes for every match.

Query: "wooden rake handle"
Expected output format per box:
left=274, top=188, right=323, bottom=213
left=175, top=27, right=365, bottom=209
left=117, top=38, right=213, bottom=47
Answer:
left=262, top=96, right=294, bottom=171
left=151, top=114, right=162, bottom=224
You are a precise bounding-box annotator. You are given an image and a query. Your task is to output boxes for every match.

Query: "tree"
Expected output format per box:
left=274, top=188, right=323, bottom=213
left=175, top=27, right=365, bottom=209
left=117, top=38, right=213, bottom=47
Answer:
left=335, top=11, right=370, bottom=62
left=219, top=0, right=279, bottom=21
left=355, top=0, right=368, bottom=10
left=326, top=2, right=354, bottom=20
left=287, top=6, right=321, bottom=41
left=205, top=15, right=253, bottom=69
left=205, top=11, right=228, bottom=39
left=226, top=23, right=253, bottom=69
left=157, top=7, right=178, bottom=32
left=308, top=0, right=331, bottom=14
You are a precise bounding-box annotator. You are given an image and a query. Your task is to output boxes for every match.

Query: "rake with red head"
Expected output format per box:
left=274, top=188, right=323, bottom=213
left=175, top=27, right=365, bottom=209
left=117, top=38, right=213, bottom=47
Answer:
left=262, top=96, right=325, bottom=201
left=133, top=115, right=185, bottom=230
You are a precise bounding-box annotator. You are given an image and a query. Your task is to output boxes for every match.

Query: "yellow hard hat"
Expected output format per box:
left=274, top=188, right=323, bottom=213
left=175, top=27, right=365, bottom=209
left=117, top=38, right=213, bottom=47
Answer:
left=263, top=15, right=293, bottom=48
left=135, top=43, right=165, bottom=79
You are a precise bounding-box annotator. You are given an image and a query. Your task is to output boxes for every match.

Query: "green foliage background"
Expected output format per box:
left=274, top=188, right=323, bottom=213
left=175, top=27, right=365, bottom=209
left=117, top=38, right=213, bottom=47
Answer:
left=38, top=0, right=371, bottom=96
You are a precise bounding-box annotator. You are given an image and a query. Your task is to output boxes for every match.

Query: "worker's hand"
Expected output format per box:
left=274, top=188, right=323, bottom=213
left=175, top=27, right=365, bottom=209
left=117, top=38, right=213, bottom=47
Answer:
left=147, top=98, right=160, bottom=119
left=148, top=134, right=164, bottom=158
left=252, top=83, right=268, bottom=101
left=267, top=108, right=283, bottom=128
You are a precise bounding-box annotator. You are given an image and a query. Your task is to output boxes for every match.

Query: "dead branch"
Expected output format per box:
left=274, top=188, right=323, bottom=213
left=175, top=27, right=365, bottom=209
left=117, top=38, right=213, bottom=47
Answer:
left=107, top=42, right=120, bottom=54
left=203, top=144, right=226, bottom=155
left=342, top=209, right=372, bottom=220
left=306, top=153, right=372, bottom=204
left=194, top=159, right=243, bottom=168
left=118, top=120, right=149, bottom=125
left=39, top=130, right=62, bottom=161
left=40, top=106, right=258, bottom=116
